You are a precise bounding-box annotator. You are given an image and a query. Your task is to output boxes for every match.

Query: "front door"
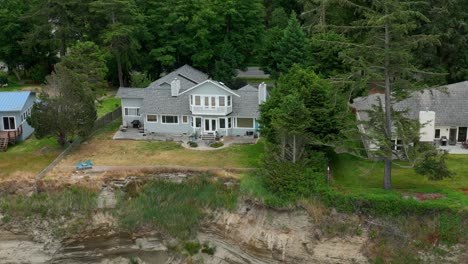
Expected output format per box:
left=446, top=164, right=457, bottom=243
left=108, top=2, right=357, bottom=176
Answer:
left=458, top=127, right=467, bottom=142
left=449, top=128, right=457, bottom=145
left=204, top=118, right=217, bottom=133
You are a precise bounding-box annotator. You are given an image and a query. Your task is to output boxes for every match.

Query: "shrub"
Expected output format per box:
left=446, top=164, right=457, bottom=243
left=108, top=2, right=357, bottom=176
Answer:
left=210, top=142, right=224, bottom=148
left=188, top=141, right=198, bottom=148
left=184, top=241, right=201, bottom=256
left=261, top=151, right=327, bottom=201
left=415, top=150, right=454, bottom=180
left=0, top=72, right=8, bottom=85
left=201, top=242, right=216, bottom=255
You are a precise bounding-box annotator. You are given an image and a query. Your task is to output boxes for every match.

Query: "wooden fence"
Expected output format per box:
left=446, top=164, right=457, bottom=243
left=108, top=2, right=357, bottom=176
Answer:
left=92, top=107, right=122, bottom=132
left=35, top=107, right=122, bottom=183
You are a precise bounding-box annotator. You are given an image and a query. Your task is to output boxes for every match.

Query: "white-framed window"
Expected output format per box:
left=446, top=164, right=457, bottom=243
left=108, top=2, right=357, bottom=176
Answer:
left=236, top=118, right=254, bottom=128
left=227, top=96, right=231, bottom=106
left=146, top=114, right=157, bottom=123
left=192, top=117, right=202, bottom=128
left=228, top=117, right=232, bottom=128
left=219, top=96, right=225, bottom=107
left=219, top=118, right=226, bottom=129
left=161, top=115, right=178, bottom=124
left=195, top=96, right=201, bottom=106
left=2, top=116, right=16, bottom=130
left=124, top=107, right=140, bottom=116
left=182, top=115, right=189, bottom=124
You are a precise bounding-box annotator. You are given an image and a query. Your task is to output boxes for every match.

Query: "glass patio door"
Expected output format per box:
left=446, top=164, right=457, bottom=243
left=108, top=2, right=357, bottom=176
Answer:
left=204, top=118, right=217, bottom=133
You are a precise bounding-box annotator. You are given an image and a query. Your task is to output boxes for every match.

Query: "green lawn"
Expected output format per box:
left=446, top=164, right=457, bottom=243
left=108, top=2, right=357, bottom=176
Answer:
left=96, top=97, right=121, bottom=117
left=0, top=83, right=42, bottom=92
left=0, top=136, right=62, bottom=179
left=332, top=154, right=468, bottom=208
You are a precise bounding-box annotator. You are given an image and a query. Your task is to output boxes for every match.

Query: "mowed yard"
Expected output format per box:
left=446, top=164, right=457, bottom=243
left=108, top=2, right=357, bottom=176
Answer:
left=57, top=121, right=264, bottom=169
left=0, top=137, right=61, bottom=180
left=332, top=154, right=468, bottom=208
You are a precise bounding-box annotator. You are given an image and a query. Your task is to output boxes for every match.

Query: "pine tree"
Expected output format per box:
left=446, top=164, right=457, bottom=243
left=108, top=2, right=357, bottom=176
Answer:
left=271, top=12, right=307, bottom=78
left=339, top=0, right=437, bottom=189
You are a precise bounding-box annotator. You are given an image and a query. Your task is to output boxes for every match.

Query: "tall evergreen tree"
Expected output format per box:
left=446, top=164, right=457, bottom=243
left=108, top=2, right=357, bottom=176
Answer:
left=339, top=0, right=437, bottom=190
left=89, top=0, right=144, bottom=87
left=266, top=12, right=307, bottom=78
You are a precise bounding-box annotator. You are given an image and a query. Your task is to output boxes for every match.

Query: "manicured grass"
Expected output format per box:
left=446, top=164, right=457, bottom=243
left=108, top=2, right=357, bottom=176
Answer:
left=331, top=154, right=468, bottom=208
left=60, top=122, right=265, bottom=169
left=96, top=97, right=121, bottom=117
left=0, top=136, right=62, bottom=180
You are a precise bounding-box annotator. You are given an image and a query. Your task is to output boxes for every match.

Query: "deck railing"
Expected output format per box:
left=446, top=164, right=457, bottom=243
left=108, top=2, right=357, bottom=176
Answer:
left=0, top=124, right=22, bottom=142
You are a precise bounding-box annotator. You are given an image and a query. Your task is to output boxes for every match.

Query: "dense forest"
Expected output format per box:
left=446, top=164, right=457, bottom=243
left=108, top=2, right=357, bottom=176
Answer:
left=0, top=0, right=467, bottom=87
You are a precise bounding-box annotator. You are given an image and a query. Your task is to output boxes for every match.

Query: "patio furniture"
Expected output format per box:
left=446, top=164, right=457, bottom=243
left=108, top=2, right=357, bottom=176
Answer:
left=76, top=160, right=93, bottom=170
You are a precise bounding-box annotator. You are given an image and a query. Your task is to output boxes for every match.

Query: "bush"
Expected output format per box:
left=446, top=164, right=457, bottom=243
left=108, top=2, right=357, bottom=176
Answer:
left=184, top=241, right=201, bottom=256
left=29, top=63, right=50, bottom=83
left=210, top=142, right=224, bottom=148
left=415, top=150, right=454, bottom=181
left=0, top=72, right=8, bottom=85
left=261, top=151, right=327, bottom=201
left=188, top=141, right=198, bottom=148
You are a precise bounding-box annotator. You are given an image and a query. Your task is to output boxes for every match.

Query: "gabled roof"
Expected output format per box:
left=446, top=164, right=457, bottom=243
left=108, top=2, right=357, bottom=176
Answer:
left=116, top=87, right=146, bottom=99
left=148, top=64, right=209, bottom=92
left=178, top=80, right=240, bottom=97
left=0, top=91, right=35, bottom=112
left=352, top=81, right=468, bottom=127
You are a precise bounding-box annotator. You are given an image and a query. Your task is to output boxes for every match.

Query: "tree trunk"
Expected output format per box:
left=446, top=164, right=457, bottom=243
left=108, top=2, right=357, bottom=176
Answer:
left=59, top=38, right=66, bottom=57
left=383, top=20, right=392, bottom=190
left=12, top=67, right=22, bottom=81
left=116, top=53, right=124, bottom=87
left=292, top=134, right=296, bottom=163
left=57, top=131, right=67, bottom=147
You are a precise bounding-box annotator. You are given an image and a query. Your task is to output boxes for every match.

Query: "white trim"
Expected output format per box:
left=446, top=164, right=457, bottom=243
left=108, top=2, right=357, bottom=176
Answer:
left=219, top=117, right=227, bottom=129
left=124, top=107, right=141, bottom=117
left=2, top=116, right=16, bottom=131
left=178, top=80, right=241, bottom=97
left=161, top=115, right=179, bottom=124
left=146, top=114, right=158, bottom=123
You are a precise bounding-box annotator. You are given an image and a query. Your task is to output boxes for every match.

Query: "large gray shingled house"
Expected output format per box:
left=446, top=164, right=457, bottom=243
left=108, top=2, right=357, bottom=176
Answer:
left=116, top=65, right=267, bottom=138
left=352, top=81, right=468, bottom=154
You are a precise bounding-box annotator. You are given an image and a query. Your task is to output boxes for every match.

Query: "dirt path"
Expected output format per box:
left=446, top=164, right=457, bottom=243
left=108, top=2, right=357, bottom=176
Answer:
left=57, top=165, right=256, bottom=173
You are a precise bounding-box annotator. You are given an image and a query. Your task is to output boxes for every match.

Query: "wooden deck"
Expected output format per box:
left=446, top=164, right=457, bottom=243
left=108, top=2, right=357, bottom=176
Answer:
left=0, top=125, right=22, bottom=151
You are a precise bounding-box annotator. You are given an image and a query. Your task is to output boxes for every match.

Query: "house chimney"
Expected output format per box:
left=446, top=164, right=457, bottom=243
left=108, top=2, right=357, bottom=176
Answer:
left=171, top=78, right=180, bottom=97
left=258, top=82, right=267, bottom=104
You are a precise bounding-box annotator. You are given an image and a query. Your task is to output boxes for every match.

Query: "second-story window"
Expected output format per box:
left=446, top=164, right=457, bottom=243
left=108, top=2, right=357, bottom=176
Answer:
left=219, top=96, right=225, bottom=107
left=195, top=96, right=201, bottom=106
left=227, top=96, right=231, bottom=106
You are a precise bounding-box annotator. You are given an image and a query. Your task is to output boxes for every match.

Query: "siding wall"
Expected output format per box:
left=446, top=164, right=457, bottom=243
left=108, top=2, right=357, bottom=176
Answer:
left=121, top=98, right=143, bottom=126
left=0, top=94, right=36, bottom=141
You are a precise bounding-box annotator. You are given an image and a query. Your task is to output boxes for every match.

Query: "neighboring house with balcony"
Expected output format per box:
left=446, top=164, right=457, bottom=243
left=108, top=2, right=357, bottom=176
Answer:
left=352, top=81, right=468, bottom=156
left=116, top=65, right=267, bottom=138
left=0, top=91, right=36, bottom=151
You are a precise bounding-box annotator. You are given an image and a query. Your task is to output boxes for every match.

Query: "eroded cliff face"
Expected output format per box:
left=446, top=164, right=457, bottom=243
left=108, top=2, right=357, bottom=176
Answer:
left=198, top=202, right=369, bottom=264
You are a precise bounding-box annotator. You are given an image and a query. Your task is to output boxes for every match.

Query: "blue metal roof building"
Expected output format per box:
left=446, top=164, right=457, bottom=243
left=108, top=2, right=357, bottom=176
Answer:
left=0, top=91, right=37, bottom=144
